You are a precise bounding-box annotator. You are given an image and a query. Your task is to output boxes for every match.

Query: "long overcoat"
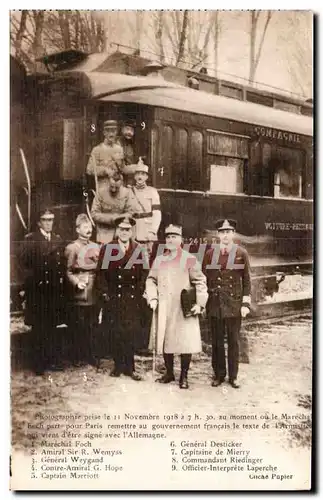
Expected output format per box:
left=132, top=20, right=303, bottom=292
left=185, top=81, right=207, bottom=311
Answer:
left=96, top=239, right=148, bottom=353
left=145, top=248, right=208, bottom=355
left=21, top=230, right=66, bottom=326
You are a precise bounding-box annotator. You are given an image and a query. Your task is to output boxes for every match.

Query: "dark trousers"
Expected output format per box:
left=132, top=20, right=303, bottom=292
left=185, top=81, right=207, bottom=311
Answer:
left=210, top=317, right=241, bottom=381
left=68, top=305, right=99, bottom=363
left=163, top=353, right=192, bottom=374
left=31, top=323, right=61, bottom=372
left=113, top=337, right=135, bottom=374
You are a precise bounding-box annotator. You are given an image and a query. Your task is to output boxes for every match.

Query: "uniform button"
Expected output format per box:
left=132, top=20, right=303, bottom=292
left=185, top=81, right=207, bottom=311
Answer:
left=118, top=275, right=122, bottom=278
left=118, top=294, right=121, bottom=297
left=230, top=276, right=233, bottom=280
left=231, top=293, right=233, bottom=296
left=45, top=261, right=47, bottom=265
left=230, top=285, right=232, bottom=288
left=132, top=276, right=135, bottom=279
left=131, top=295, right=134, bottom=298
left=217, top=285, right=221, bottom=288
left=131, top=285, right=134, bottom=289
left=217, top=277, right=221, bottom=280
left=118, top=285, right=122, bottom=288
left=46, top=281, right=49, bottom=284
left=45, top=271, right=48, bottom=274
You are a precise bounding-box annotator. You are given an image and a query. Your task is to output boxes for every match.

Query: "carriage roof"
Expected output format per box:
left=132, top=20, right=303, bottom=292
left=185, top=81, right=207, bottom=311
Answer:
left=47, top=70, right=314, bottom=137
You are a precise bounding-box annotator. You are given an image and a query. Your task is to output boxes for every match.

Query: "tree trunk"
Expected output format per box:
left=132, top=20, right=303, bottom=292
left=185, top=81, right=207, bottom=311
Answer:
left=213, top=12, right=220, bottom=79
left=156, top=11, right=165, bottom=63
left=176, top=10, right=189, bottom=66
left=249, top=11, right=257, bottom=85
left=58, top=11, right=71, bottom=50
left=15, top=10, right=28, bottom=58
left=32, top=10, right=45, bottom=63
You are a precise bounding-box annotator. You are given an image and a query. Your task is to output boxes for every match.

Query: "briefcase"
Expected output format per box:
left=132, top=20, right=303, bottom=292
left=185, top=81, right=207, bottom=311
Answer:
left=180, top=287, right=196, bottom=318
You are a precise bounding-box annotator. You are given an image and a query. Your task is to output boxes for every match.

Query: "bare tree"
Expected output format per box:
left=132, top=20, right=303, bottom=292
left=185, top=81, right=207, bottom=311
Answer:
left=11, top=10, right=106, bottom=71
left=177, top=10, right=189, bottom=65
left=277, top=11, right=312, bottom=97
left=248, top=10, right=273, bottom=85
left=155, top=11, right=165, bottom=63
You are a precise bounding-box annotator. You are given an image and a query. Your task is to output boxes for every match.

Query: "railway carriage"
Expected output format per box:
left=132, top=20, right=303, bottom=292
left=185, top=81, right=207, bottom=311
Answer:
left=10, top=51, right=313, bottom=306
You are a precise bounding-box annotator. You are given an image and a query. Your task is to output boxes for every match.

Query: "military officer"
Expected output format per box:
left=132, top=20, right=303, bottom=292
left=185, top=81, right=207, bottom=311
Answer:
left=203, top=219, right=252, bottom=389
left=86, top=119, right=124, bottom=191
left=64, top=214, right=101, bottom=367
left=90, top=171, right=137, bottom=244
left=131, top=159, right=161, bottom=247
left=145, top=224, right=208, bottom=389
left=96, top=216, right=148, bottom=380
left=21, top=209, right=66, bottom=375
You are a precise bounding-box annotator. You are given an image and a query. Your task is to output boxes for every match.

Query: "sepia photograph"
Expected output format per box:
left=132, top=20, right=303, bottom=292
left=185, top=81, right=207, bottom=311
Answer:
left=9, top=9, right=313, bottom=491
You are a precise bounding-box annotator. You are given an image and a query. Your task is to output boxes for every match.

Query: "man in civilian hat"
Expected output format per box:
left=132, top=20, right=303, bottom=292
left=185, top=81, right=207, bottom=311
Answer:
left=145, top=223, right=208, bottom=389
left=90, top=171, right=137, bottom=244
left=96, top=215, right=148, bottom=380
left=86, top=119, right=124, bottom=192
left=64, top=214, right=101, bottom=367
left=21, top=209, right=66, bottom=375
left=118, top=119, right=136, bottom=167
left=203, top=219, right=251, bottom=389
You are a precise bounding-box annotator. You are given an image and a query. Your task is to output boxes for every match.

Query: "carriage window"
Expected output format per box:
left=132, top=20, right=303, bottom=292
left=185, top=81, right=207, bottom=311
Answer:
left=207, top=131, right=249, bottom=194
left=188, top=130, right=203, bottom=190
left=263, top=143, right=304, bottom=198
left=173, top=128, right=188, bottom=188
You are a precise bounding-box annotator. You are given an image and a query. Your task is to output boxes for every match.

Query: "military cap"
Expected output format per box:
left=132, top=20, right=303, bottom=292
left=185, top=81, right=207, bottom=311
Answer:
left=103, top=119, right=118, bottom=129
left=165, top=224, right=182, bottom=236
left=215, top=219, right=237, bottom=231
left=75, top=213, right=90, bottom=227
left=135, top=157, right=149, bottom=174
left=39, top=208, right=54, bottom=220
left=115, top=215, right=136, bottom=229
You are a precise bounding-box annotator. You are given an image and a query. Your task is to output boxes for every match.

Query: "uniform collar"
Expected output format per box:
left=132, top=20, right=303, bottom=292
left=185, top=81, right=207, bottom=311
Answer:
left=118, top=239, right=130, bottom=252
left=135, top=183, right=147, bottom=190
left=220, top=243, right=233, bottom=253
left=77, top=236, right=90, bottom=245
left=39, top=228, right=51, bottom=241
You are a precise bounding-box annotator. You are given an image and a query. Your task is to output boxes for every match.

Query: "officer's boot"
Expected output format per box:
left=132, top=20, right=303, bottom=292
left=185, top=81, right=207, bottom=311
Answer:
left=156, top=354, right=175, bottom=383
left=179, top=354, right=192, bottom=389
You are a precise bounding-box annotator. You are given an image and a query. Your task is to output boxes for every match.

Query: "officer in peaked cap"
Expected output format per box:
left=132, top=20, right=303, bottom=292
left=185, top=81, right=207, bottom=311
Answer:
left=131, top=158, right=162, bottom=246
left=21, top=208, right=66, bottom=375
left=215, top=218, right=237, bottom=231
left=145, top=222, right=208, bottom=389
left=203, top=218, right=251, bottom=389
left=86, top=118, right=124, bottom=192
left=96, top=214, right=148, bottom=380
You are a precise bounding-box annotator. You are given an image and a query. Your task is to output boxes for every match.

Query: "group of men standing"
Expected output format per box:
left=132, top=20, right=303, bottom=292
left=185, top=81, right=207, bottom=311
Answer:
left=21, top=117, right=252, bottom=389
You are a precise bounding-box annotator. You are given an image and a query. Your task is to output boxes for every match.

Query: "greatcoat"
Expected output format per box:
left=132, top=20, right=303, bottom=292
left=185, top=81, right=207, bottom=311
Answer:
left=96, top=239, right=148, bottom=353
left=21, top=229, right=66, bottom=326
left=145, top=248, right=208, bottom=354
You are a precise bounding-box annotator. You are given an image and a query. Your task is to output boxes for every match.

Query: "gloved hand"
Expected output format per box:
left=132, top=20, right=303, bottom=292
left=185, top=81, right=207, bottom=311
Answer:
left=241, top=306, right=250, bottom=318
left=149, top=299, right=158, bottom=311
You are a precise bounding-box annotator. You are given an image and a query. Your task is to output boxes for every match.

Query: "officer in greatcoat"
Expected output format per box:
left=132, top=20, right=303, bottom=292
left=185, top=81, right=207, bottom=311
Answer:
left=203, top=219, right=252, bottom=389
left=145, top=224, right=208, bottom=389
left=90, top=171, right=138, bottom=244
left=64, top=214, right=101, bottom=367
left=21, top=209, right=66, bottom=375
left=96, top=216, right=148, bottom=380
left=86, top=119, right=124, bottom=192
